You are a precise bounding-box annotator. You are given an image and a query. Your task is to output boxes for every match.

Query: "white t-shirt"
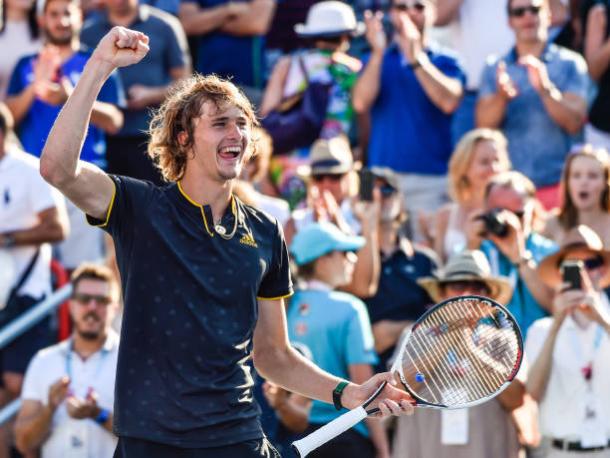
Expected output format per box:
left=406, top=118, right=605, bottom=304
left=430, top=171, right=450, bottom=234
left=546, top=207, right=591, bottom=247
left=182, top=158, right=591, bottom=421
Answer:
left=525, top=299, right=610, bottom=441
left=444, top=0, right=514, bottom=90
left=0, top=20, right=41, bottom=100
left=0, top=147, right=65, bottom=299
left=21, top=331, right=120, bottom=458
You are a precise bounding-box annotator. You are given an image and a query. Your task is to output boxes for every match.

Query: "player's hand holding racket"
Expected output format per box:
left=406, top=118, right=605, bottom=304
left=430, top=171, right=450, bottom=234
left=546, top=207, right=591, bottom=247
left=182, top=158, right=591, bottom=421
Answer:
left=292, top=295, right=523, bottom=457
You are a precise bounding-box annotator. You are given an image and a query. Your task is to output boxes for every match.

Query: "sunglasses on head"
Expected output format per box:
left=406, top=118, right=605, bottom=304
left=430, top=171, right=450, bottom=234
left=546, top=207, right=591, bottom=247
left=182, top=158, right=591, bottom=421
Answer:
left=312, top=173, right=345, bottom=183
left=509, top=5, right=541, bottom=17
left=441, top=280, right=491, bottom=296
left=72, top=293, right=112, bottom=306
left=392, top=1, right=425, bottom=12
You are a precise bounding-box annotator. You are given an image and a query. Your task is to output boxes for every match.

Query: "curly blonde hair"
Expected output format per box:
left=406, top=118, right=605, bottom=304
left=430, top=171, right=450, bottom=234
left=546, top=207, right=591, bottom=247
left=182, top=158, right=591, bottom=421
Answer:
left=147, top=74, right=258, bottom=182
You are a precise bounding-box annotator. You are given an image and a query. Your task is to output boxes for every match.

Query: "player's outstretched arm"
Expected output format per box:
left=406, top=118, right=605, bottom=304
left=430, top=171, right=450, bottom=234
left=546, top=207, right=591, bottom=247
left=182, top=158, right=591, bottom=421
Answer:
left=40, top=27, right=149, bottom=221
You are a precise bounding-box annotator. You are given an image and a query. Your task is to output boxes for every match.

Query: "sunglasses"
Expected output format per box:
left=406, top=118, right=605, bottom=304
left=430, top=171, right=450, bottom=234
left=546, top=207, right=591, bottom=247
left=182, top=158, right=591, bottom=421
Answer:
left=509, top=5, right=541, bottom=17
left=379, top=183, right=397, bottom=197
left=441, top=280, right=491, bottom=296
left=392, top=2, right=425, bottom=12
left=72, top=293, right=112, bottom=306
left=557, top=256, right=605, bottom=271
left=312, top=173, right=345, bottom=183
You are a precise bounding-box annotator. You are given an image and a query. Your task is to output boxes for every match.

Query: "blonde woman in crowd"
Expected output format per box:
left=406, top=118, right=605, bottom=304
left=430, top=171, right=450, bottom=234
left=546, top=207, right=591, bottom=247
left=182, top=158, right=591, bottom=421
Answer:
left=433, top=128, right=511, bottom=262
left=543, top=145, right=610, bottom=246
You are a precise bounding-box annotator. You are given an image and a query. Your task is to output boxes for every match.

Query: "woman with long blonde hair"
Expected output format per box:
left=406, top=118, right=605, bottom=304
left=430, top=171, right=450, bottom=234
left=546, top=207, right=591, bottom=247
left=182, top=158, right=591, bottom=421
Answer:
left=433, top=128, right=511, bottom=261
left=543, top=145, right=610, bottom=245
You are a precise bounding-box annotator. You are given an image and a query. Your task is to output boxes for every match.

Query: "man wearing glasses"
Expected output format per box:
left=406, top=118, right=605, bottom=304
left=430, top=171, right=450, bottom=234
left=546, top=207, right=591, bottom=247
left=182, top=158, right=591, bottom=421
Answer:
left=15, top=263, right=120, bottom=458
left=476, top=0, right=590, bottom=210
left=352, top=0, right=465, bottom=243
left=466, top=171, right=557, bottom=333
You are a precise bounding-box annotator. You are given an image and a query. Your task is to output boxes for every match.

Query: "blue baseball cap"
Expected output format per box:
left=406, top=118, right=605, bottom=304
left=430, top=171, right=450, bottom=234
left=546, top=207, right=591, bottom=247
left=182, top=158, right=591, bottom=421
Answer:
left=290, top=222, right=365, bottom=266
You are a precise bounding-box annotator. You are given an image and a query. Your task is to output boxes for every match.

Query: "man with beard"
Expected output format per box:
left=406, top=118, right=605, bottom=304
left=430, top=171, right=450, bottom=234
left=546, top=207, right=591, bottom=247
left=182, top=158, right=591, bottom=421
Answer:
left=38, top=26, right=414, bottom=457
left=5, top=0, right=124, bottom=163
left=14, top=263, right=120, bottom=458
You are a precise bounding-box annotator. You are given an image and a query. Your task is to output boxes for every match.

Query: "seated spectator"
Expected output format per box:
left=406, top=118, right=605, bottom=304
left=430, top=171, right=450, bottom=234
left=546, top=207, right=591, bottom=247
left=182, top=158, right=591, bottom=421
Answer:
left=233, top=128, right=290, bottom=227
left=260, top=1, right=362, bottom=142
left=582, top=0, right=610, bottom=150
left=179, top=0, right=275, bottom=103
left=6, top=0, right=125, bottom=273
left=543, top=145, right=610, bottom=246
left=0, top=103, right=68, bottom=455
left=466, top=171, right=557, bottom=333
left=392, top=250, right=525, bottom=458
left=0, top=0, right=40, bottom=100
left=364, top=166, right=438, bottom=372
left=352, top=0, right=465, bottom=242
left=433, top=128, right=512, bottom=262
left=476, top=0, right=589, bottom=210
left=285, top=136, right=381, bottom=299
left=288, top=222, right=389, bottom=458
left=15, top=263, right=120, bottom=457
left=526, top=224, right=610, bottom=457
left=81, top=0, right=191, bottom=186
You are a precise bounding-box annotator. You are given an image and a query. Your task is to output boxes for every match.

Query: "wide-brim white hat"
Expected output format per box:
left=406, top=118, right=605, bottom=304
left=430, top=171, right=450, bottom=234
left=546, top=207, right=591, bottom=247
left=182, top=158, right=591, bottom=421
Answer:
left=295, top=1, right=365, bottom=38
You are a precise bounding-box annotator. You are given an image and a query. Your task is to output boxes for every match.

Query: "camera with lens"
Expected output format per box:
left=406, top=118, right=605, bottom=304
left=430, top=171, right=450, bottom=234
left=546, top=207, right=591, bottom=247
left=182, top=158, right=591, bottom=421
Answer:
left=477, top=208, right=509, bottom=238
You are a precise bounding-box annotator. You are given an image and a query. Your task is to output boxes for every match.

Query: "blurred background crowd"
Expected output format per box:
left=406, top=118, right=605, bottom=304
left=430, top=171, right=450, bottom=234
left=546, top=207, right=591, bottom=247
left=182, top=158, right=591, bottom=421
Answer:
left=1, top=0, right=610, bottom=456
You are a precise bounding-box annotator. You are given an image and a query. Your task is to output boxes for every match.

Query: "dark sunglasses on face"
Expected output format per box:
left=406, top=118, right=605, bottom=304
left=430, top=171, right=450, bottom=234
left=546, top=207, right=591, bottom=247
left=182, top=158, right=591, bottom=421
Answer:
left=392, top=1, right=425, bottom=12
left=557, top=255, right=605, bottom=271
left=72, top=293, right=112, bottom=306
left=442, top=280, right=491, bottom=296
left=509, top=5, right=541, bottom=17
left=379, top=183, right=397, bottom=197
left=312, top=173, right=345, bottom=183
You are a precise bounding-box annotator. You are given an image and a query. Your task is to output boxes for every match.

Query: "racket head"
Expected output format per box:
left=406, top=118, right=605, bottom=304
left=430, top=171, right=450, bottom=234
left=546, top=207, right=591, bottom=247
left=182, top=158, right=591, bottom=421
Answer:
left=395, top=295, right=523, bottom=409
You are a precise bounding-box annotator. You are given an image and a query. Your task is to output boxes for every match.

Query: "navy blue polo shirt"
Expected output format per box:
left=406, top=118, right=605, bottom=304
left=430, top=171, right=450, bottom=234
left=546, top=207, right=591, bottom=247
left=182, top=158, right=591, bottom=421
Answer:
left=364, top=239, right=437, bottom=371
left=366, top=43, right=465, bottom=175
left=87, top=175, right=293, bottom=447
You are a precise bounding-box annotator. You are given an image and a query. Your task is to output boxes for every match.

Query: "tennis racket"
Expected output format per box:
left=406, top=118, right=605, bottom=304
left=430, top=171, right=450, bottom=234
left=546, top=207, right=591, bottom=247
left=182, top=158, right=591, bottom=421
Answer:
left=292, top=295, right=523, bottom=457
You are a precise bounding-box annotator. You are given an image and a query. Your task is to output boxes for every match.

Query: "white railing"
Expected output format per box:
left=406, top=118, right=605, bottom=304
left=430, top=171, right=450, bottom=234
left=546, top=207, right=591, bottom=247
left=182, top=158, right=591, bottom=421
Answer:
left=0, top=284, right=73, bottom=425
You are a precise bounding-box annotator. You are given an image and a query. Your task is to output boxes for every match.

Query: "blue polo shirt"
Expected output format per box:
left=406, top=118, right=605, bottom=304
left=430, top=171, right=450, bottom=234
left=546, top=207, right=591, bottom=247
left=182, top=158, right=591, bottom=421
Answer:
left=7, top=50, right=125, bottom=168
left=366, top=43, right=465, bottom=175
left=181, top=0, right=265, bottom=88
left=364, top=239, right=437, bottom=371
left=81, top=6, right=189, bottom=136
left=478, top=44, right=590, bottom=187
left=87, top=175, right=293, bottom=448
left=480, top=232, right=558, bottom=334
left=287, top=288, right=377, bottom=438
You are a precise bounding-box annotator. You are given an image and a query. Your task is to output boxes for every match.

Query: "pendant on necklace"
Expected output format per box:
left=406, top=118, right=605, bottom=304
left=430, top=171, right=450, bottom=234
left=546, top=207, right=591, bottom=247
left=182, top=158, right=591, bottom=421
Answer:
left=215, top=225, right=226, bottom=236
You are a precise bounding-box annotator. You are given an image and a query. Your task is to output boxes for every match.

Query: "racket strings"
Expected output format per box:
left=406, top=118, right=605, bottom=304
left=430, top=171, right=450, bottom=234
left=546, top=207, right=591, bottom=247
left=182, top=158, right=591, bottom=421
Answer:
left=402, top=298, right=520, bottom=407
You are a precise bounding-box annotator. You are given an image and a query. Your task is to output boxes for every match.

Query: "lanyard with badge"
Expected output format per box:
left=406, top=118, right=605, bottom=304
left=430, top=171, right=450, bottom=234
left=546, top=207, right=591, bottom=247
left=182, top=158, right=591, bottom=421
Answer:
left=572, top=324, right=606, bottom=447
left=64, top=340, right=109, bottom=456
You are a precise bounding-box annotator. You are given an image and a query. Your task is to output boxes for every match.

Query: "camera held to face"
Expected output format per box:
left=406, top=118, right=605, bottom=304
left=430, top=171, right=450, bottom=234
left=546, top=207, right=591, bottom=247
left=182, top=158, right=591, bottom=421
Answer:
left=477, top=208, right=509, bottom=238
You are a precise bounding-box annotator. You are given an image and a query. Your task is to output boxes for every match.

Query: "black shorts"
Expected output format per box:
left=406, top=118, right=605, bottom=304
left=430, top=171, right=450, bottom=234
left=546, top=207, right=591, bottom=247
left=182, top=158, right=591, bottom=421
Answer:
left=0, top=297, right=51, bottom=375
left=113, top=436, right=281, bottom=458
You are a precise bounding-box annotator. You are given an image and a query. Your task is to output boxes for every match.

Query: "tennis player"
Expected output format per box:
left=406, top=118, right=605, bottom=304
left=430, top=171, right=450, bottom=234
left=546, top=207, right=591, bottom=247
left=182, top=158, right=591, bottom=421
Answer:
left=39, top=26, right=414, bottom=457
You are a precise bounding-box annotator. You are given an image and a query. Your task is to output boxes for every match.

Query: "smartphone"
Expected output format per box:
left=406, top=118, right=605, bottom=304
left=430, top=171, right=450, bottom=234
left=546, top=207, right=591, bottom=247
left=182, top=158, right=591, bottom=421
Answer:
left=561, top=260, right=583, bottom=290
left=359, top=168, right=374, bottom=202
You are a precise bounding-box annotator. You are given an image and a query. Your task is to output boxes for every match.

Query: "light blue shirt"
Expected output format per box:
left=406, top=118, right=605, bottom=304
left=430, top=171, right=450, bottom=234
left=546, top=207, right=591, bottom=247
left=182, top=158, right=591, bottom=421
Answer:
left=287, top=289, right=377, bottom=437
left=481, top=232, right=558, bottom=334
left=478, top=44, right=590, bottom=187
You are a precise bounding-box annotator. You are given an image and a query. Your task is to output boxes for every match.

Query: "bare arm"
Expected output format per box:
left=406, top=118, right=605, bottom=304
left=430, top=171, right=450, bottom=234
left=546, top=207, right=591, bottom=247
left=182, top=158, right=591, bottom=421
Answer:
left=5, top=84, right=37, bottom=125
left=90, top=100, right=123, bottom=135
left=349, top=364, right=390, bottom=458
left=220, top=0, right=276, bottom=36
left=372, top=320, right=412, bottom=354
left=476, top=93, right=509, bottom=128
left=253, top=299, right=415, bottom=415
left=39, top=27, right=149, bottom=221
left=0, top=207, right=68, bottom=246
left=538, top=90, right=587, bottom=135
left=178, top=2, right=233, bottom=36
left=435, top=0, right=464, bottom=26
left=584, top=5, right=610, bottom=81
left=412, top=54, right=463, bottom=114
left=259, top=56, right=291, bottom=116
left=497, top=379, right=525, bottom=411
left=15, top=401, right=54, bottom=453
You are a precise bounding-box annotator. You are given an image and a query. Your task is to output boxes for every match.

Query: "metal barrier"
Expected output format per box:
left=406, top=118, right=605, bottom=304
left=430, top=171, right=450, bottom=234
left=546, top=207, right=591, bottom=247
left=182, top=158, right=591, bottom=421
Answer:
left=0, top=284, right=73, bottom=425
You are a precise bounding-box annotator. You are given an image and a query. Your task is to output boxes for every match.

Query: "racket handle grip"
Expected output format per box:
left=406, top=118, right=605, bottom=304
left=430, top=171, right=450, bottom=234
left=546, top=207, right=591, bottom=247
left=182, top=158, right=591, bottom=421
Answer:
left=291, top=406, right=368, bottom=457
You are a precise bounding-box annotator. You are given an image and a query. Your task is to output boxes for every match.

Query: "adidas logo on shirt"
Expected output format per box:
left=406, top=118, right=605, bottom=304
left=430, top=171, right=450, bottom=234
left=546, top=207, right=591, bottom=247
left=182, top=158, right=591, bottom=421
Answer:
left=239, top=232, right=258, bottom=248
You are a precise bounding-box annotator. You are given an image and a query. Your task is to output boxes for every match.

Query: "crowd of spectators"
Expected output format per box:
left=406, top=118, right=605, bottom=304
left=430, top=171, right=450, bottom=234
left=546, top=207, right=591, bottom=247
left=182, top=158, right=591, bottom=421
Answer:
left=1, top=0, right=610, bottom=456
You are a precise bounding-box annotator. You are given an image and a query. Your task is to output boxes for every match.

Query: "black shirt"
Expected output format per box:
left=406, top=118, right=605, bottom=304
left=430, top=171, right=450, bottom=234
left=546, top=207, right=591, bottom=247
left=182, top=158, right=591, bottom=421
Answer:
left=88, top=175, right=293, bottom=447
left=364, top=238, right=438, bottom=371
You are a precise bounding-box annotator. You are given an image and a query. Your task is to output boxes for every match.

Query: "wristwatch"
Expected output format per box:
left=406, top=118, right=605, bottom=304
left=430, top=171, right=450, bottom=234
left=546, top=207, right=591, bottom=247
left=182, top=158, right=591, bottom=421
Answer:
left=94, top=408, right=110, bottom=425
left=514, top=250, right=534, bottom=268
